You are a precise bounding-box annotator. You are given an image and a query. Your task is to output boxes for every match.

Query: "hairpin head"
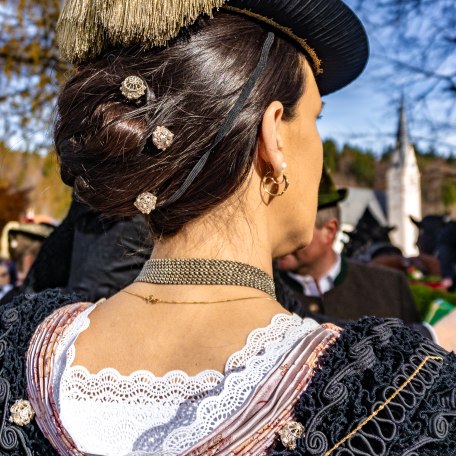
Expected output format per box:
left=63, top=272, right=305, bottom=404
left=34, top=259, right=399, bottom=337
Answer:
left=134, top=192, right=157, bottom=214
left=120, top=75, right=147, bottom=100
left=152, top=126, right=175, bottom=151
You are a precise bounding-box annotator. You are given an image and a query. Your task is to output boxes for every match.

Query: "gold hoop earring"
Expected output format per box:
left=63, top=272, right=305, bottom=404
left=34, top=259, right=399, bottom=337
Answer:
left=262, top=171, right=290, bottom=197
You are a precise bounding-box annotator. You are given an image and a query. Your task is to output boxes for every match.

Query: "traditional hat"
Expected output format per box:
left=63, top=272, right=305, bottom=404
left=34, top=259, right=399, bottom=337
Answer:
left=0, top=222, right=55, bottom=259
left=318, top=166, right=348, bottom=209
left=57, top=0, right=368, bottom=95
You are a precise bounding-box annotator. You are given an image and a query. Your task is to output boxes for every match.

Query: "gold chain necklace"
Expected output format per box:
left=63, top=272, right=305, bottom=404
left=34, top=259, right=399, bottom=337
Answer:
left=121, top=289, right=275, bottom=305
left=135, top=258, right=276, bottom=299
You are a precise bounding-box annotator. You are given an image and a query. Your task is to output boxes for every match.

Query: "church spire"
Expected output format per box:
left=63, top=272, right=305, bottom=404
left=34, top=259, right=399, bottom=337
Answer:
left=396, top=96, right=410, bottom=165
left=387, top=94, right=421, bottom=256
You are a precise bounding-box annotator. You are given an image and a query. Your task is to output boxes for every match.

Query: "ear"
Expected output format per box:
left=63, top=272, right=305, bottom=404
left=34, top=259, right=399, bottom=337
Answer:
left=257, top=101, right=285, bottom=177
left=322, top=219, right=339, bottom=245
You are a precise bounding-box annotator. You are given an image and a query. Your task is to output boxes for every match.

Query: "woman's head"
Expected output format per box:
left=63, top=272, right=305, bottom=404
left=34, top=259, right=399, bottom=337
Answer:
left=55, top=13, right=319, bottom=244
left=257, top=63, right=323, bottom=257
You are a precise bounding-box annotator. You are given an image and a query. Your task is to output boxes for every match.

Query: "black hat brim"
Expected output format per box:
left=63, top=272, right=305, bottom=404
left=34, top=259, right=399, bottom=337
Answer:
left=225, top=0, right=369, bottom=95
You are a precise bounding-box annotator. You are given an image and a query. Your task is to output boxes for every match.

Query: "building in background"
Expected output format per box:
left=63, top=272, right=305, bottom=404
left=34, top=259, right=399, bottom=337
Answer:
left=337, top=188, right=387, bottom=253
left=386, top=101, right=422, bottom=256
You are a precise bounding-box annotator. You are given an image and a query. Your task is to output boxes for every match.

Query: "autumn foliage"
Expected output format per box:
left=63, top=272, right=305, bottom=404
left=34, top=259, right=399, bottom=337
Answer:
left=0, top=141, right=71, bottom=230
left=0, top=0, right=67, bottom=145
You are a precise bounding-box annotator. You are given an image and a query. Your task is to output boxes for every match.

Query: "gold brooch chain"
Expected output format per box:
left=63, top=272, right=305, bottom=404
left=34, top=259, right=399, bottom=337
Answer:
left=325, top=355, right=444, bottom=456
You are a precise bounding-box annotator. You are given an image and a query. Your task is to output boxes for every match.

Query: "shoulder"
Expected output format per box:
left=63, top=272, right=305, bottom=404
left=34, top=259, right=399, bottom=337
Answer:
left=27, top=299, right=95, bottom=366
left=0, top=289, right=84, bottom=455
left=26, top=298, right=95, bottom=380
left=272, top=317, right=456, bottom=455
left=0, top=289, right=88, bottom=358
left=346, top=258, right=398, bottom=275
left=345, top=258, right=407, bottom=283
left=1, top=288, right=85, bottom=328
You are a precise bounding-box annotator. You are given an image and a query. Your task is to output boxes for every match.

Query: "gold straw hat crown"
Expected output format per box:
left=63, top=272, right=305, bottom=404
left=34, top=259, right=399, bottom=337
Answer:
left=57, top=0, right=226, bottom=64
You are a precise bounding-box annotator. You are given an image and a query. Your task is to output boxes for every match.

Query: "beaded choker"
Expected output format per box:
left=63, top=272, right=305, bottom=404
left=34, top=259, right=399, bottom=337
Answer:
left=135, top=258, right=276, bottom=299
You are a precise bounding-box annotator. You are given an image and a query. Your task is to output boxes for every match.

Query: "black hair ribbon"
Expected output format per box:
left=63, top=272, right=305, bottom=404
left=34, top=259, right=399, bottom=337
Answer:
left=160, top=31, right=276, bottom=207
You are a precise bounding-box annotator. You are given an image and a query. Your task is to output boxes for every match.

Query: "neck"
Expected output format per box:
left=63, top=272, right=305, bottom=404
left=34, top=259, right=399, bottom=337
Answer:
left=296, top=249, right=338, bottom=281
left=152, top=201, right=274, bottom=276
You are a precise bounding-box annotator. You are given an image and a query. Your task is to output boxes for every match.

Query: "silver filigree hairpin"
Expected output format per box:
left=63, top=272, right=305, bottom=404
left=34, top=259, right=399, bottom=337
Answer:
left=134, top=192, right=157, bottom=214
left=120, top=75, right=147, bottom=100
left=152, top=126, right=175, bottom=151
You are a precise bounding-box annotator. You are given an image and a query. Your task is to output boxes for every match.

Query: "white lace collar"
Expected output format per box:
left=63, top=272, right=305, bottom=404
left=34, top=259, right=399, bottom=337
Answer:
left=55, top=305, right=319, bottom=456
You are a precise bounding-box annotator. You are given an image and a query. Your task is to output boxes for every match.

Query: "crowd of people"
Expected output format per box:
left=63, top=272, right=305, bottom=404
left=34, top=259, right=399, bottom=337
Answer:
left=0, top=0, right=455, bottom=455
left=3, top=168, right=455, bottom=349
left=0, top=257, right=15, bottom=300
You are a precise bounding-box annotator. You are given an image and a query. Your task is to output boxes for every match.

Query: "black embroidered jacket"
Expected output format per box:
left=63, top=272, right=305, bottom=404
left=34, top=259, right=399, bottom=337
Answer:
left=1, top=290, right=455, bottom=455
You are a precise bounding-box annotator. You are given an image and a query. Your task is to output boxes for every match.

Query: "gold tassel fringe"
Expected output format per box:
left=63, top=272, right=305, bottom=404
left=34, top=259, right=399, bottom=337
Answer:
left=57, top=0, right=226, bottom=63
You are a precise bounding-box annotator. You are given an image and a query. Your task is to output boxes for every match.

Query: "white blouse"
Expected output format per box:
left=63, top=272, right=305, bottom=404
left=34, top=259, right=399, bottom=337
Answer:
left=54, top=305, right=319, bottom=455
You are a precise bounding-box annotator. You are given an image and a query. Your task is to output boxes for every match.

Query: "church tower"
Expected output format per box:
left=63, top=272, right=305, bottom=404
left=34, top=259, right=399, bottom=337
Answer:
left=386, top=100, right=422, bottom=256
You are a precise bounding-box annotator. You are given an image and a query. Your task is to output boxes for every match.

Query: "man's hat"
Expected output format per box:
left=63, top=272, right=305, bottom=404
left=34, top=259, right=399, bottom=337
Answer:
left=57, top=0, right=368, bottom=95
left=318, top=166, right=348, bottom=209
left=0, top=222, right=55, bottom=259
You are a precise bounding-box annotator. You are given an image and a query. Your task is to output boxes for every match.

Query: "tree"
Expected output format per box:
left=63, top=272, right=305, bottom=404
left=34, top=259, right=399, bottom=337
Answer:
left=442, top=178, right=456, bottom=210
left=323, top=139, right=339, bottom=172
left=351, top=0, right=455, bottom=151
left=0, top=141, right=71, bottom=221
left=0, top=0, right=66, bottom=150
left=1, top=0, right=455, bottom=155
left=0, top=185, right=30, bottom=232
left=340, top=144, right=376, bottom=187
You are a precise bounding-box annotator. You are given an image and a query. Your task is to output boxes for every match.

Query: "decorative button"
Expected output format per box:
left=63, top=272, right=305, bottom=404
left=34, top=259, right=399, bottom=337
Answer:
left=9, top=399, right=35, bottom=426
left=120, top=75, right=147, bottom=100
left=278, top=421, right=305, bottom=450
left=309, top=302, right=320, bottom=313
left=152, top=125, right=175, bottom=151
left=134, top=192, right=157, bottom=214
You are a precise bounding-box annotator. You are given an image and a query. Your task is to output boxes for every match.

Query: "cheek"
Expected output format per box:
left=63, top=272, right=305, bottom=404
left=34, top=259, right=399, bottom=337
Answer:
left=290, top=121, right=322, bottom=173
left=290, top=128, right=322, bottom=207
left=297, top=242, right=317, bottom=260
left=303, top=129, right=323, bottom=200
left=277, top=120, right=323, bottom=252
left=306, top=126, right=323, bottom=172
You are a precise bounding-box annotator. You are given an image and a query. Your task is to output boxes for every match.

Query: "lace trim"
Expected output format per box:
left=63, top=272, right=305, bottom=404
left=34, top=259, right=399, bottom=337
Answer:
left=159, top=318, right=319, bottom=454
left=57, top=309, right=316, bottom=455
left=62, top=311, right=304, bottom=381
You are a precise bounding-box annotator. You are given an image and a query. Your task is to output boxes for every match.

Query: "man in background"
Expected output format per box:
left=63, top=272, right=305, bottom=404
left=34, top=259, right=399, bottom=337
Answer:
left=1, top=197, right=152, bottom=304
left=275, top=167, right=456, bottom=350
left=0, top=259, right=14, bottom=300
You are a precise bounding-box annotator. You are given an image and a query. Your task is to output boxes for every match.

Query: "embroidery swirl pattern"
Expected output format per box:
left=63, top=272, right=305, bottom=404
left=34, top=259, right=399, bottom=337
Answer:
left=0, top=305, right=31, bottom=456
left=1, top=290, right=456, bottom=455
left=270, top=317, right=456, bottom=456
left=325, top=355, right=444, bottom=455
left=0, top=290, right=81, bottom=456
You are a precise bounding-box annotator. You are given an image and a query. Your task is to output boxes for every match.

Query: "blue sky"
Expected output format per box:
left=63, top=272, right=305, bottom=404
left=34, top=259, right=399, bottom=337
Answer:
left=1, top=1, right=454, bottom=156
left=317, top=0, right=456, bottom=156
left=318, top=77, right=390, bottom=155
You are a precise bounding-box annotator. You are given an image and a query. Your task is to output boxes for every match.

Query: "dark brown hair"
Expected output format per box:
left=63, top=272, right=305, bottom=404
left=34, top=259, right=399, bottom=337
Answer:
left=55, top=12, right=306, bottom=238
